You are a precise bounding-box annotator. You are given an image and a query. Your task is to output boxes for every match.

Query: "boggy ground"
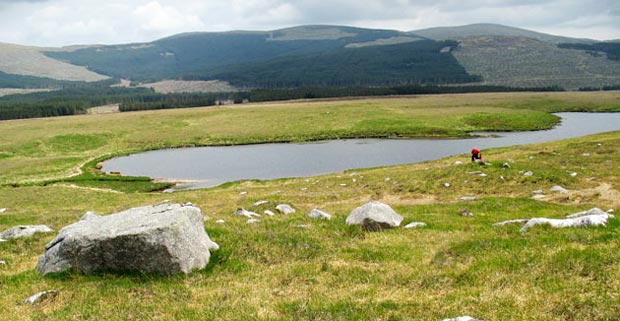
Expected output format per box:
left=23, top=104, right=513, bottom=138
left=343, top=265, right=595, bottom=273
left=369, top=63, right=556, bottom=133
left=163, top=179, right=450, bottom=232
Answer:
left=0, top=92, right=619, bottom=320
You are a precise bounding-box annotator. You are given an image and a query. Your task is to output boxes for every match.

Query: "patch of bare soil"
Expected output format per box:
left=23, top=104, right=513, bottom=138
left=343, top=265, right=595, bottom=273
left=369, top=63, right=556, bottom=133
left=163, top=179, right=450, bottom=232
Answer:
left=547, top=182, right=620, bottom=208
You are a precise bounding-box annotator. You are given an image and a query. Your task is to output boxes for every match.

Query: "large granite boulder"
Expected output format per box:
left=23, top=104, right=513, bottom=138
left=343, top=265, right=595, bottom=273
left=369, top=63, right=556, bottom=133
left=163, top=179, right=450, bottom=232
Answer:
left=345, top=201, right=403, bottom=231
left=0, top=225, right=53, bottom=240
left=36, top=203, right=219, bottom=276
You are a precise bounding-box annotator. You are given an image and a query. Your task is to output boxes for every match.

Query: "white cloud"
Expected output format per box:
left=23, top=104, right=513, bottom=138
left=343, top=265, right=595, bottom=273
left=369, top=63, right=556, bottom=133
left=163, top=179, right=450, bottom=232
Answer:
left=0, top=0, right=617, bottom=46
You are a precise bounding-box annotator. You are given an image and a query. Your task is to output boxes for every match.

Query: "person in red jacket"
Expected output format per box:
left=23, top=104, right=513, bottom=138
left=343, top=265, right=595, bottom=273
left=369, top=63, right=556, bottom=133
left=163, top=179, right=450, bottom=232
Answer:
left=471, top=147, right=482, bottom=162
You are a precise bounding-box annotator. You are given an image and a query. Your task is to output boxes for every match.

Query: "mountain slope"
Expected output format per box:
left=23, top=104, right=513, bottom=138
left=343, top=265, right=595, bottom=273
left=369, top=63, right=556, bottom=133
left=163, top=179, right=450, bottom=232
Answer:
left=0, top=42, right=108, bottom=82
left=412, top=23, right=594, bottom=44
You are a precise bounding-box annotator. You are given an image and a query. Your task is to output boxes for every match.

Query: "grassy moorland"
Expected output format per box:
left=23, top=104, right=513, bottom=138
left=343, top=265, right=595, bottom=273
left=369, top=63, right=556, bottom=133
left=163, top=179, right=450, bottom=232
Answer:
left=0, top=91, right=619, bottom=320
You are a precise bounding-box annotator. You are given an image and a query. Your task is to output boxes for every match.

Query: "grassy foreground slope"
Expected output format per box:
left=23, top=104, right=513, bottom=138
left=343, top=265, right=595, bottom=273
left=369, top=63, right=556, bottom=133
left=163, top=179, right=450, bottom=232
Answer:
left=0, top=92, right=620, bottom=320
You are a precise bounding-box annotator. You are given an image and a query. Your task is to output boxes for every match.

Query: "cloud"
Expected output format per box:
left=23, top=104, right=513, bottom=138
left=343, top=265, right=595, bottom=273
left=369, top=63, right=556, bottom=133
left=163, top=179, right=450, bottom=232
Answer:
left=0, top=0, right=617, bottom=46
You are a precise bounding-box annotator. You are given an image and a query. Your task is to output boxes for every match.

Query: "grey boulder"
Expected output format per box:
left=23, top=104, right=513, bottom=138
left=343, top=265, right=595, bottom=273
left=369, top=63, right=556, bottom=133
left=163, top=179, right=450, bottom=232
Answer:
left=345, top=201, right=403, bottom=230
left=36, top=204, right=219, bottom=276
left=308, top=209, right=332, bottom=220
left=0, top=225, right=53, bottom=240
left=276, top=204, right=296, bottom=215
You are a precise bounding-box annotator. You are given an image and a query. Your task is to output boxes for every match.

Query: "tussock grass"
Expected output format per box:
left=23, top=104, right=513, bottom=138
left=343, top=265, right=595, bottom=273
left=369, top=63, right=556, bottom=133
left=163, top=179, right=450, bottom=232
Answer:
left=0, top=92, right=620, bottom=320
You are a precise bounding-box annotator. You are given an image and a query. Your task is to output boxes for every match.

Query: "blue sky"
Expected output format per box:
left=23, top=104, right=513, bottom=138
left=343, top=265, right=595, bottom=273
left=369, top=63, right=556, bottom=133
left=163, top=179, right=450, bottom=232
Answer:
left=0, top=0, right=618, bottom=46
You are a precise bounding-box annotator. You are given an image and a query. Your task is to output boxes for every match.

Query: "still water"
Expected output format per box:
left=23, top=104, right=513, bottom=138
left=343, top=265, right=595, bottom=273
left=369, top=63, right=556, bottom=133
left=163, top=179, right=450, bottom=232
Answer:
left=102, top=113, right=620, bottom=190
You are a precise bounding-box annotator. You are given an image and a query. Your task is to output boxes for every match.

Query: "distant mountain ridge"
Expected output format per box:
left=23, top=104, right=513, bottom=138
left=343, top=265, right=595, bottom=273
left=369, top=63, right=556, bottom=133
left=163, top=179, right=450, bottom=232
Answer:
left=1, top=23, right=619, bottom=90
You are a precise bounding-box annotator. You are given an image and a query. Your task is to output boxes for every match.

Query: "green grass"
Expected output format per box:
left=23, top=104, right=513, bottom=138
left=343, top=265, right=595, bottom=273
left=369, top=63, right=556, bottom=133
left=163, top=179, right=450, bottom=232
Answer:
left=0, top=92, right=620, bottom=320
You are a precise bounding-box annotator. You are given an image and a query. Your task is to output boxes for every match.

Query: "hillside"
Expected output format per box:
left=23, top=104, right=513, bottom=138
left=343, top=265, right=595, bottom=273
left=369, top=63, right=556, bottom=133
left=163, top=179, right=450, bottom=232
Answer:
left=412, top=23, right=594, bottom=44
left=0, top=42, right=108, bottom=82
left=1, top=24, right=620, bottom=91
left=453, top=36, right=620, bottom=89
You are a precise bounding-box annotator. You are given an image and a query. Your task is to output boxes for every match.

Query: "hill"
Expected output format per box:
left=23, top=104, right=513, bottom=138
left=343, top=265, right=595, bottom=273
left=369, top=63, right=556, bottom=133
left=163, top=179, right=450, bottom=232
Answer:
left=411, top=23, right=594, bottom=44
left=1, top=24, right=620, bottom=91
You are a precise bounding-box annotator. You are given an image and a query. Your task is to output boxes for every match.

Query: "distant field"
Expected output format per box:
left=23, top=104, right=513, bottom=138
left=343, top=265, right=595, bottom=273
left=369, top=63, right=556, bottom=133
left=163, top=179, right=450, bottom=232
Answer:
left=0, top=91, right=619, bottom=320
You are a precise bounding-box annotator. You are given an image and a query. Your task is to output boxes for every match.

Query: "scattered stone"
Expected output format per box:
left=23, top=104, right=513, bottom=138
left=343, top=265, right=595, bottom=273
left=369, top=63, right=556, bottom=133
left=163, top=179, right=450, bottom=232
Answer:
left=549, top=185, right=568, bottom=193
left=349, top=172, right=360, bottom=177
left=0, top=260, right=6, bottom=265
left=352, top=178, right=357, bottom=183
left=345, top=201, right=403, bottom=231
left=24, top=290, right=57, bottom=305
left=597, top=143, right=603, bottom=147
left=458, top=209, right=474, bottom=217
left=0, top=208, right=6, bottom=213
left=608, top=209, right=615, bottom=213
left=531, top=194, right=546, bottom=199
left=532, top=189, right=543, bottom=195
left=246, top=218, right=260, bottom=224
left=239, top=191, right=248, bottom=195
left=384, top=177, right=391, bottom=182
left=308, top=209, right=332, bottom=220
left=0, top=239, right=6, bottom=242
left=499, top=175, right=505, bottom=181
left=215, top=219, right=225, bottom=224
left=502, top=163, right=511, bottom=168
left=339, top=183, right=347, bottom=187
left=234, top=208, right=260, bottom=218
left=442, top=317, right=483, bottom=321
left=569, top=171, right=578, bottom=177
left=300, top=188, right=308, bottom=191
left=459, top=196, right=476, bottom=201
left=523, top=171, right=533, bottom=177
left=253, top=200, right=268, bottom=206
left=443, top=182, right=451, bottom=188
left=529, top=156, right=535, bottom=160
left=264, top=210, right=275, bottom=216
left=296, top=224, right=310, bottom=229
left=36, top=204, right=219, bottom=276
left=404, top=222, right=426, bottom=229
left=520, top=215, right=609, bottom=232
left=467, top=171, right=482, bottom=175
left=454, top=161, right=463, bottom=165
left=276, top=204, right=296, bottom=215
left=582, top=153, right=591, bottom=157
left=493, top=219, right=530, bottom=226
left=478, top=173, right=487, bottom=177
left=0, top=225, right=54, bottom=240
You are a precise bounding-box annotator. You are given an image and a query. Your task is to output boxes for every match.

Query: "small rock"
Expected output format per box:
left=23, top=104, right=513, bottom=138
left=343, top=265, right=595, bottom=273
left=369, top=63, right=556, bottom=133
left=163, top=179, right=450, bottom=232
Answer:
left=608, top=209, right=614, bottom=213
left=384, top=177, right=391, bottom=182
left=300, top=188, right=308, bottom=191
left=24, top=290, right=58, bottom=305
left=239, top=191, right=248, bottom=195
left=0, top=208, right=6, bottom=213
left=215, top=219, right=225, bottom=224
left=531, top=194, right=546, bottom=199
left=479, top=173, right=487, bottom=177
left=597, top=143, right=603, bottom=146
left=349, top=172, right=360, bottom=177
left=404, top=222, right=426, bottom=229
left=549, top=185, right=568, bottom=193
left=467, top=171, right=482, bottom=175
left=499, top=175, right=505, bottom=180
left=458, top=209, right=474, bottom=217
left=460, top=196, right=476, bottom=201
left=454, top=161, right=463, bottom=165
left=523, top=171, right=533, bottom=177
left=246, top=218, right=260, bottom=224
left=502, top=162, right=511, bottom=168
left=308, top=209, right=332, bottom=220
left=569, top=171, right=578, bottom=177
left=296, top=224, right=310, bottom=229
left=276, top=204, right=296, bottom=215
left=352, top=179, right=357, bottom=183
left=443, top=182, right=451, bottom=188
left=264, top=210, right=275, bottom=216
left=582, top=153, right=590, bottom=157
left=234, top=208, right=260, bottom=218
left=0, top=225, right=54, bottom=240
left=253, top=200, right=268, bottom=206
left=0, top=260, right=6, bottom=265
left=339, top=183, right=347, bottom=187
left=529, top=156, right=535, bottom=160
left=532, top=189, right=543, bottom=195
left=0, top=238, right=6, bottom=242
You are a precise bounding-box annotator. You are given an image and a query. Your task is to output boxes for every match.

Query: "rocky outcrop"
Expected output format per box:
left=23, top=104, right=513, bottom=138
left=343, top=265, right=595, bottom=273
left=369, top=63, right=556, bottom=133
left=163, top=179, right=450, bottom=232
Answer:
left=276, top=204, right=296, bottom=215
left=345, top=201, right=403, bottom=231
left=36, top=204, right=218, bottom=276
left=0, top=225, right=53, bottom=240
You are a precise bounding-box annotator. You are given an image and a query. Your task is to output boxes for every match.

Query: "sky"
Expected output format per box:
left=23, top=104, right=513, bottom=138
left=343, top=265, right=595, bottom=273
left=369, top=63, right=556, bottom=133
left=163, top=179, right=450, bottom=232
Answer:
left=0, top=0, right=618, bottom=47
